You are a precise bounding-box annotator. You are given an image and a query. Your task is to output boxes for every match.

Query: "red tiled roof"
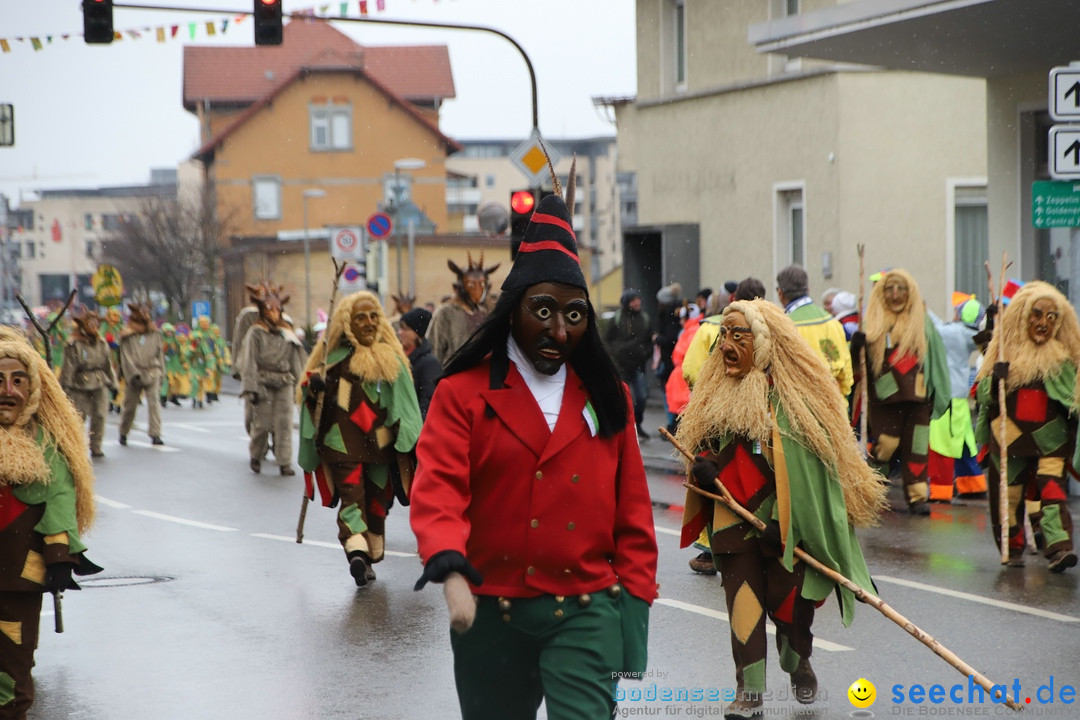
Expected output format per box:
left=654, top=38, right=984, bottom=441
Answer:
left=182, top=17, right=455, bottom=110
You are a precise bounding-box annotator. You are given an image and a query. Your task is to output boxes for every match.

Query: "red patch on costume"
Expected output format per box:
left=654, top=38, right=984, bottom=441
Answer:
left=720, top=444, right=767, bottom=507
left=889, top=349, right=918, bottom=375
left=774, top=587, right=797, bottom=624
left=315, top=465, right=334, bottom=507
left=342, top=464, right=363, bottom=486
left=907, top=462, right=927, bottom=479
left=1014, top=388, right=1049, bottom=423
left=368, top=501, right=387, bottom=519
left=1041, top=479, right=1067, bottom=502
left=350, top=401, right=377, bottom=433
left=0, top=486, right=28, bottom=531
left=681, top=512, right=708, bottom=549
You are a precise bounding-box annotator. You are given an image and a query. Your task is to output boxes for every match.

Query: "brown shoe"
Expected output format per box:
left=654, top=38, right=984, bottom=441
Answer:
left=790, top=657, right=818, bottom=704
left=1048, top=550, right=1077, bottom=573
left=689, top=551, right=717, bottom=575
left=1006, top=548, right=1025, bottom=568
left=280, top=465, right=296, bottom=476
left=723, top=694, right=763, bottom=719
left=250, top=458, right=261, bottom=474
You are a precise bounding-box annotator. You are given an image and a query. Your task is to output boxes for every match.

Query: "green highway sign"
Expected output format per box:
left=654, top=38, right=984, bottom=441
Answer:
left=1033, top=179, right=1080, bottom=228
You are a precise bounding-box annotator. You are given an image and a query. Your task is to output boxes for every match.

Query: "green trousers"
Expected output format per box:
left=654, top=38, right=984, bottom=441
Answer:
left=450, top=592, right=623, bottom=720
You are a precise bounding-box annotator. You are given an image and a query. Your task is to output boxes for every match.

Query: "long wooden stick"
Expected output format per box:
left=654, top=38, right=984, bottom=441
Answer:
left=660, top=427, right=1022, bottom=712
left=856, top=244, right=869, bottom=455
left=296, top=258, right=348, bottom=544
left=994, top=253, right=1012, bottom=565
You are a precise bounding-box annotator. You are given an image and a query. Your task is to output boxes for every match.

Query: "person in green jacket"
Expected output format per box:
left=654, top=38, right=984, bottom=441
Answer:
left=0, top=328, right=101, bottom=719
left=297, top=291, right=421, bottom=587
left=974, top=281, right=1080, bottom=572
left=677, top=299, right=885, bottom=719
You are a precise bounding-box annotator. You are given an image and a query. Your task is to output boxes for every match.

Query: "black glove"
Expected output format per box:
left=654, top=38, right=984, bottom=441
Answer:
left=992, top=361, right=1010, bottom=380
left=985, top=302, right=999, bottom=322
left=690, top=458, right=720, bottom=490
left=758, top=521, right=783, bottom=552
left=248, top=392, right=260, bottom=406
left=849, top=330, right=867, bottom=358
left=45, top=563, right=75, bottom=594
left=308, top=373, right=326, bottom=393
left=414, top=550, right=484, bottom=591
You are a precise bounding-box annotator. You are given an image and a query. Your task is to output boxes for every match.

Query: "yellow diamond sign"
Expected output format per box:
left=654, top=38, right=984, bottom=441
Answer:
left=510, top=129, right=560, bottom=187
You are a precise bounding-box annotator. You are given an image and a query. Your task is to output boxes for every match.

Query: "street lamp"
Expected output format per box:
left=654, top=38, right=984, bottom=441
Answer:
left=391, top=158, right=426, bottom=297
left=302, top=188, right=326, bottom=332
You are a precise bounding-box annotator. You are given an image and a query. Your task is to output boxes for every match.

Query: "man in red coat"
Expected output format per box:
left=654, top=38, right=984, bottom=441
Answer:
left=410, top=187, right=658, bottom=720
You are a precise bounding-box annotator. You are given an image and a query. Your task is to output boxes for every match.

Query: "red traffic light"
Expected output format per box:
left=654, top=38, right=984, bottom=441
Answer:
left=510, top=190, right=536, bottom=216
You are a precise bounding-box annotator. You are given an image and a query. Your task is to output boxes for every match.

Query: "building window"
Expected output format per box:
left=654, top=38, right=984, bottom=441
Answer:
left=84, top=213, right=93, bottom=230
left=674, top=0, right=687, bottom=88
left=310, top=102, right=352, bottom=151
left=102, top=214, right=125, bottom=231
left=253, top=176, right=282, bottom=220
left=485, top=174, right=495, bottom=188
left=775, top=185, right=805, bottom=272
left=953, top=185, right=988, bottom=304
left=26, top=242, right=36, bottom=259
left=11, top=242, right=21, bottom=258
left=85, top=240, right=95, bottom=259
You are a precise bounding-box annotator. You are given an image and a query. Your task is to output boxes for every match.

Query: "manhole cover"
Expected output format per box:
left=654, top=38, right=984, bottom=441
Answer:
left=77, top=575, right=175, bottom=589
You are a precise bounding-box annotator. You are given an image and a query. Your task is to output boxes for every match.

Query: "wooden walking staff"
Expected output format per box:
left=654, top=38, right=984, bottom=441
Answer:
left=660, top=427, right=1023, bottom=712
left=296, top=258, right=348, bottom=543
left=987, top=254, right=1013, bottom=564
left=856, top=244, right=869, bottom=456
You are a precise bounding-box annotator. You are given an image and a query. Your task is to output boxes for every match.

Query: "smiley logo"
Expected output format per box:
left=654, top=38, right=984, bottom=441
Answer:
left=848, top=678, right=876, bottom=708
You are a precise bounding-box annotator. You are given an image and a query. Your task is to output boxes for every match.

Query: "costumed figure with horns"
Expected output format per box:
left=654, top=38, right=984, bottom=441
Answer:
left=297, top=291, right=421, bottom=586
left=410, top=160, right=658, bottom=720
left=58, top=309, right=117, bottom=459
left=677, top=299, right=885, bottom=718
left=235, top=282, right=307, bottom=476
left=849, top=268, right=949, bottom=515
left=974, top=281, right=1080, bottom=572
left=427, top=252, right=500, bottom=366
left=0, top=328, right=102, bottom=719
left=117, top=303, right=165, bottom=447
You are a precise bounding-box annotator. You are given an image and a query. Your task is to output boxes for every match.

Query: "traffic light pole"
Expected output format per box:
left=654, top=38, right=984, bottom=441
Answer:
left=110, top=3, right=539, bottom=129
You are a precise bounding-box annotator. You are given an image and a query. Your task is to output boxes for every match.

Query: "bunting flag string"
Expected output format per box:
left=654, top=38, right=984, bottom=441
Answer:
left=0, top=0, right=423, bottom=54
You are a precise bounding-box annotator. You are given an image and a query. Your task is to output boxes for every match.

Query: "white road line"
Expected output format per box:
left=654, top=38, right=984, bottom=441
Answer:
left=874, top=575, right=1080, bottom=623
left=117, top=440, right=180, bottom=453
left=655, top=598, right=853, bottom=651
left=168, top=423, right=212, bottom=433
left=250, top=533, right=417, bottom=557
left=95, top=495, right=131, bottom=509
left=654, top=525, right=681, bottom=537
left=133, top=510, right=238, bottom=532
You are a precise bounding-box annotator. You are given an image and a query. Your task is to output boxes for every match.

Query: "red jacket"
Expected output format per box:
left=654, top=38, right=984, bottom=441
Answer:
left=410, top=358, right=658, bottom=604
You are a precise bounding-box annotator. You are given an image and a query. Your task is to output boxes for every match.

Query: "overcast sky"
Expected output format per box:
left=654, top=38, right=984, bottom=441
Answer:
left=0, top=0, right=636, bottom=207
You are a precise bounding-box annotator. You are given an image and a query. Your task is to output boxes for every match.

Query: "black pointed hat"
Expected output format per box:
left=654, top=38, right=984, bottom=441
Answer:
left=501, top=193, right=587, bottom=293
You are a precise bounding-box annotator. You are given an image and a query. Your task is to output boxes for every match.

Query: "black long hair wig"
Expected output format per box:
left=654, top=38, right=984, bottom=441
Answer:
left=442, top=285, right=629, bottom=438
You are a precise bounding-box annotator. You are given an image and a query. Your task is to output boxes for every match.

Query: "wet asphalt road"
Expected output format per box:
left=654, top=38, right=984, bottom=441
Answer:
left=25, top=396, right=1080, bottom=719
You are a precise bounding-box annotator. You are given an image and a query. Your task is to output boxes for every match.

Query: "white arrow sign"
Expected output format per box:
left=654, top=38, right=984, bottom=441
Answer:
left=1050, top=126, right=1080, bottom=180
left=1050, top=66, right=1080, bottom=122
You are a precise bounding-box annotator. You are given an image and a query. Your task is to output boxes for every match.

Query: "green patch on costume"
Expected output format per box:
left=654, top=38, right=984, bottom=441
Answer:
left=323, top=423, right=347, bottom=454
left=1032, top=416, right=1069, bottom=456
left=1041, top=504, right=1071, bottom=549
left=987, top=453, right=1027, bottom=485
left=819, top=338, right=840, bottom=363
left=777, top=634, right=800, bottom=673
left=0, top=672, right=14, bottom=707
left=743, top=659, right=766, bottom=694
left=338, top=502, right=368, bottom=535
left=327, top=346, right=351, bottom=367
left=367, top=463, right=390, bottom=490
left=911, top=424, right=930, bottom=456
left=875, top=372, right=899, bottom=400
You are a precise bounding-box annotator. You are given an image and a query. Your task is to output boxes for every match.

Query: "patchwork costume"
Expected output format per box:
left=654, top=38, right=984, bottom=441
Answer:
left=974, top=281, right=1079, bottom=571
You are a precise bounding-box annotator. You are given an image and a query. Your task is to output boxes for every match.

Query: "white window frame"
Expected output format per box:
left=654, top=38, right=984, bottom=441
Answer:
left=773, top=182, right=806, bottom=286
left=309, top=102, right=353, bottom=152
left=252, top=175, right=282, bottom=221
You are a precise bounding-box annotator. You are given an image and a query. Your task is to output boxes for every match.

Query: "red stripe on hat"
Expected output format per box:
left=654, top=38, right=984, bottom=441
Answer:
left=519, top=239, right=579, bottom=260
left=531, top=212, right=576, bottom=238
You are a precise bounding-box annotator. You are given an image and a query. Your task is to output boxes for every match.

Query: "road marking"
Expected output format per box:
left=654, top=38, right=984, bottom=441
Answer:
left=655, top=598, right=853, bottom=651
left=133, top=510, right=238, bottom=532
left=251, top=533, right=417, bottom=557
left=654, top=525, right=681, bottom=537
left=168, top=423, right=212, bottom=433
left=117, top=440, right=180, bottom=453
left=874, top=575, right=1080, bottom=623
left=95, top=495, right=131, bottom=509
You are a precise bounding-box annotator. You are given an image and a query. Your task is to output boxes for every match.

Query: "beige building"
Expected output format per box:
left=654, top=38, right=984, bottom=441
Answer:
left=748, top=0, right=1080, bottom=304
left=612, top=0, right=990, bottom=319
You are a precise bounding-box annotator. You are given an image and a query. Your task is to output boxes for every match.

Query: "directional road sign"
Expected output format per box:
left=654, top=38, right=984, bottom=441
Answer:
left=366, top=212, right=393, bottom=241
left=1033, top=180, right=1080, bottom=228
left=1049, top=126, right=1080, bottom=180
left=1050, top=66, right=1080, bottom=122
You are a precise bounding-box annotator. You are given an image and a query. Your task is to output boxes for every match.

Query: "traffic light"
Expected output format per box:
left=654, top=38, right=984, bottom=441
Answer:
left=509, top=189, right=537, bottom=257
left=82, top=0, right=114, bottom=44
left=253, top=0, right=283, bottom=46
